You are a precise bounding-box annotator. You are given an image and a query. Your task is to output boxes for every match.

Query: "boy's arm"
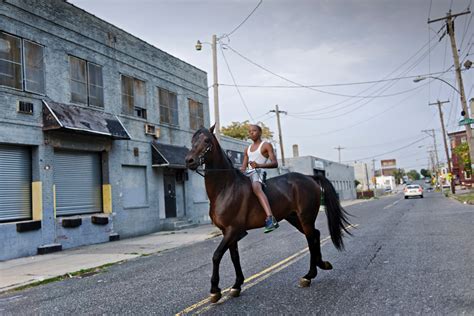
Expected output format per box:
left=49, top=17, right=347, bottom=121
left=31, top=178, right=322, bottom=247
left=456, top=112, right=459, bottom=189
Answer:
left=240, top=147, right=249, bottom=172
left=257, top=143, right=278, bottom=169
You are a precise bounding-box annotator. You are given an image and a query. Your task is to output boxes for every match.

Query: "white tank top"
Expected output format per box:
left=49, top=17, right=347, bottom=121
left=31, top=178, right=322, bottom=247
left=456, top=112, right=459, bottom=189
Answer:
left=247, top=141, right=268, bottom=170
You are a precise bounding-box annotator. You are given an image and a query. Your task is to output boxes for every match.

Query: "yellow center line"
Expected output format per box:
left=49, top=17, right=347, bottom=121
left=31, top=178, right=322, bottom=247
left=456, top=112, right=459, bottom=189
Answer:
left=175, top=224, right=358, bottom=316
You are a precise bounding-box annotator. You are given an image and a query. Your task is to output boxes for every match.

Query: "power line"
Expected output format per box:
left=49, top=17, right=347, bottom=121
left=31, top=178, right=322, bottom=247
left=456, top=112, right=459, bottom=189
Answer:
left=219, top=44, right=255, bottom=121
left=225, top=41, right=440, bottom=99
left=221, top=0, right=263, bottom=39
left=347, top=136, right=430, bottom=162
left=219, top=70, right=455, bottom=89
left=286, top=84, right=428, bottom=137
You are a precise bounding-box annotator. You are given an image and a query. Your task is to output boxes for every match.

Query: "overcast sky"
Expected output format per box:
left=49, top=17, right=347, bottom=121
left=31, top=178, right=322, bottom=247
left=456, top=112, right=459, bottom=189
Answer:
left=69, top=0, right=473, bottom=171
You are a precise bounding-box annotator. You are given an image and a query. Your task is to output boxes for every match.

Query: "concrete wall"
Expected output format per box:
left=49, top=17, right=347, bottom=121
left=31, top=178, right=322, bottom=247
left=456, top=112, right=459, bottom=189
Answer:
left=284, top=156, right=356, bottom=200
left=0, top=0, right=217, bottom=260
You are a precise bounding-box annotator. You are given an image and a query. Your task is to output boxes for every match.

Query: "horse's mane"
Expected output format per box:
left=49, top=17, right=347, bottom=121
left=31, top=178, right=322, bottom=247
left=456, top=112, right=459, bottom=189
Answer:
left=195, top=127, right=244, bottom=175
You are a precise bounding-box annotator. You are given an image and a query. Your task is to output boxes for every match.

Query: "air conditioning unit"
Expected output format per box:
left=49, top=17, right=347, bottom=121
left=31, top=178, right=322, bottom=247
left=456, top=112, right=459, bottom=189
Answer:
left=145, top=124, right=160, bottom=138
left=17, top=100, right=34, bottom=114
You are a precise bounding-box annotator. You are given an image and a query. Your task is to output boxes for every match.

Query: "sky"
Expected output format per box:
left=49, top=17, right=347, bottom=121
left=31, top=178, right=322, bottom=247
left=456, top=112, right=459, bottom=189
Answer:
left=69, top=0, right=474, bottom=172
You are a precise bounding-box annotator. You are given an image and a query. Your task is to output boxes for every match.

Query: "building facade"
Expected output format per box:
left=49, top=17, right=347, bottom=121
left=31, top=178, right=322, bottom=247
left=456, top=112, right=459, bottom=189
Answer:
left=0, top=0, right=250, bottom=260
left=283, top=156, right=356, bottom=200
left=448, top=130, right=473, bottom=187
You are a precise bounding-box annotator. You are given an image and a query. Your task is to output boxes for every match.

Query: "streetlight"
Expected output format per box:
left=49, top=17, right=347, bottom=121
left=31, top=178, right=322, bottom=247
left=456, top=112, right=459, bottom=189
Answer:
left=413, top=76, right=461, bottom=94
left=196, top=35, right=220, bottom=140
left=414, top=73, right=473, bottom=194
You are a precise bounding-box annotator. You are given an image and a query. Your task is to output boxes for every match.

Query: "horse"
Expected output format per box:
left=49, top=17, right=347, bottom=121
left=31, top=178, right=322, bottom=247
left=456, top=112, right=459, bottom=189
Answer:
left=185, top=125, right=351, bottom=303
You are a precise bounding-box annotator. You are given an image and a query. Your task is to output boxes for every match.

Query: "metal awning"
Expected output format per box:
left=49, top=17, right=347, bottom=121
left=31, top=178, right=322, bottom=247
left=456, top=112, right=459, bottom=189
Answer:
left=42, top=100, right=131, bottom=139
left=151, top=141, right=189, bottom=169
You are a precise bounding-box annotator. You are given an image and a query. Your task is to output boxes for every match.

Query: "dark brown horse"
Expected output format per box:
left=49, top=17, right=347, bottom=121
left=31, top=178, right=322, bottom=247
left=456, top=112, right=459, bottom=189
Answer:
left=185, top=125, right=351, bottom=303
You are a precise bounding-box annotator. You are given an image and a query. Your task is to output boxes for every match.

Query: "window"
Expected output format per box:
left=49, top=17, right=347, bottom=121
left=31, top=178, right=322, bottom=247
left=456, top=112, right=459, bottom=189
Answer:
left=122, top=166, right=148, bottom=208
left=159, top=87, right=178, bottom=125
left=0, top=32, right=44, bottom=94
left=69, top=56, right=103, bottom=107
left=189, top=98, right=204, bottom=130
left=121, top=75, right=146, bottom=119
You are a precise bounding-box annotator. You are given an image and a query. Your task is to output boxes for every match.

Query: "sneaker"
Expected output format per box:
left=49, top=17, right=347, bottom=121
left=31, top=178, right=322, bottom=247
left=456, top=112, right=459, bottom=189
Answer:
left=264, top=216, right=279, bottom=233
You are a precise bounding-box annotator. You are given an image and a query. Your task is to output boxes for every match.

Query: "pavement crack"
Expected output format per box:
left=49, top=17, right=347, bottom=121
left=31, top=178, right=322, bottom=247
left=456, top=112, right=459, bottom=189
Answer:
left=367, top=245, right=383, bottom=268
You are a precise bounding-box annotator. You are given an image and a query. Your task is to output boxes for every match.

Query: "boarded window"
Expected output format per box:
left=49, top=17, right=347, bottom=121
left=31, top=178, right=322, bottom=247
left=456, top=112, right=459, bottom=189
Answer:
left=122, top=166, right=148, bottom=208
left=121, top=75, right=146, bottom=118
left=159, top=88, right=178, bottom=125
left=189, top=99, right=204, bottom=130
left=0, top=32, right=22, bottom=90
left=24, top=40, right=45, bottom=94
left=88, top=63, right=104, bottom=107
left=70, top=56, right=103, bottom=107
left=70, top=56, right=87, bottom=104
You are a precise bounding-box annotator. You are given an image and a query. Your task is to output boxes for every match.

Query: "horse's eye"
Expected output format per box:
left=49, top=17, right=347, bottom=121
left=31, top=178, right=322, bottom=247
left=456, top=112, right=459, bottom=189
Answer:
left=205, top=138, right=211, bottom=144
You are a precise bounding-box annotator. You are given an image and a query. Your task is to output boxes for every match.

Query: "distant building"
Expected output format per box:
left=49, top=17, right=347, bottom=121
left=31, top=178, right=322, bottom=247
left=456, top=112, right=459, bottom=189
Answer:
left=448, top=130, right=473, bottom=187
left=282, top=156, right=356, bottom=201
left=381, top=159, right=397, bottom=176
left=353, top=162, right=373, bottom=191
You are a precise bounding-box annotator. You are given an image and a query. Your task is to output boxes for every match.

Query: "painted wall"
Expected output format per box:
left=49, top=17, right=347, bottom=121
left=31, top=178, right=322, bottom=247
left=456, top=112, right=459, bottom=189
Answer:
left=0, top=0, right=215, bottom=260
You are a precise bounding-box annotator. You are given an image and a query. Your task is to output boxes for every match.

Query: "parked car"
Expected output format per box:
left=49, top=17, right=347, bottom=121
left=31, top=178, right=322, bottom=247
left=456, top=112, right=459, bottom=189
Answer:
left=404, top=184, right=423, bottom=199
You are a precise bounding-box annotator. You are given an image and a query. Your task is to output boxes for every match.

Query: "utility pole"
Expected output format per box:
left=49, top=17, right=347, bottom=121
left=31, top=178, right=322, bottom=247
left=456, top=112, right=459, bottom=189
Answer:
left=365, top=163, right=370, bottom=193
left=429, top=9, right=474, bottom=171
left=372, top=159, right=377, bottom=197
left=423, top=129, right=440, bottom=188
left=211, top=35, right=221, bottom=140
left=429, top=100, right=455, bottom=194
left=270, top=105, right=287, bottom=166
left=334, top=145, right=345, bottom=163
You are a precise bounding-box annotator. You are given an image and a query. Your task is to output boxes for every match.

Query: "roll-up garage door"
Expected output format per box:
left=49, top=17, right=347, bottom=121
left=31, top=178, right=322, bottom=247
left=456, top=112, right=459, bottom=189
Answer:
left=54, top=150, right=102, bottom=216
left=0, top=144, right=31, bottom=221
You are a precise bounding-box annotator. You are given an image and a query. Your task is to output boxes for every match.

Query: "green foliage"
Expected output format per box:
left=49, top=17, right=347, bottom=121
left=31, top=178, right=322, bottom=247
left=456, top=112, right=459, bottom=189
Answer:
left=420, top=168, right=430, bottom=178
left=392, top=168, right=405, bottom=184
left=407, top=169, right=421, bottom=180
left=221, top=120, right=274, bottom=141
left=453, top=142, right=472, bottom=176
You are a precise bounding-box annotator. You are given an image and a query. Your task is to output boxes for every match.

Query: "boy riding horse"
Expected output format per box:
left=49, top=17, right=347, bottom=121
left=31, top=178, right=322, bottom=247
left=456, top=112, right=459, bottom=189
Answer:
left=240, top=124, right=279, bottom=233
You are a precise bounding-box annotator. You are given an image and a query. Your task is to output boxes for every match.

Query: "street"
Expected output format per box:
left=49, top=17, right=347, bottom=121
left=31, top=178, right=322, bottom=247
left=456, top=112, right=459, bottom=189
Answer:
left=1, top=191, right=473, bottom=315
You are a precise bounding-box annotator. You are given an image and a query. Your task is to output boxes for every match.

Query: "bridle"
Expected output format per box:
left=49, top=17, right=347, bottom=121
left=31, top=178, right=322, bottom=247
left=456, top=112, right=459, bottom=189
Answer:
left=191, top=136, right=238, bottom=177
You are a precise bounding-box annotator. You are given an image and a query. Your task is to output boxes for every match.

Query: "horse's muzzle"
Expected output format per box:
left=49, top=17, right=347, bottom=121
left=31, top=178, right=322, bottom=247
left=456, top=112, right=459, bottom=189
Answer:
left=185, top=156, right=199, bottom=170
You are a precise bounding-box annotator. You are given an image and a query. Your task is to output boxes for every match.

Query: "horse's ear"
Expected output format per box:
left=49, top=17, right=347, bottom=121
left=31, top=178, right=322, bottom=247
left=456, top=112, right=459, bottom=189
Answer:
left=209, top=124, right=216, bottom=134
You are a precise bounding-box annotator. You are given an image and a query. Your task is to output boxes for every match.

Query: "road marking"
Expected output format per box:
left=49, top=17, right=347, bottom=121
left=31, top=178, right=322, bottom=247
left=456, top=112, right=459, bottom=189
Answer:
left=383, top=199, right=401, bottom=210
left=175, top=224, right=358, bottom=315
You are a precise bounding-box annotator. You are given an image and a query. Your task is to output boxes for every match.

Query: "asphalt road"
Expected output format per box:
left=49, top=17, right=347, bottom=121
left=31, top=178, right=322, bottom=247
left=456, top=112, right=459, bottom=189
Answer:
left=1, top=191, right=473, bottom=315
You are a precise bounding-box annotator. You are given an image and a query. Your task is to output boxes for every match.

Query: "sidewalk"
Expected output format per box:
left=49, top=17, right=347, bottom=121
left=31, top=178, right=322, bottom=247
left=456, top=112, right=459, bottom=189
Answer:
left=0, top=199, right=365, bottom=294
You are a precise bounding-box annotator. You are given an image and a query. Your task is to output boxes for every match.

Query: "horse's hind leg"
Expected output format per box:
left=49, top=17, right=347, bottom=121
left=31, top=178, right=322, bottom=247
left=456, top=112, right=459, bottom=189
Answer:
left=298, top=222, right=333, bottom=287
left=286, top=212, right=332, bottom=271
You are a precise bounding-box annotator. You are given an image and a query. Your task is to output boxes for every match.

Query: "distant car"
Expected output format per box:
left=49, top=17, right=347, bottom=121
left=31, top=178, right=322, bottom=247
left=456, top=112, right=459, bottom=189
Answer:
left=404, top=184, right=423, bottom=199
left=425, top=179, right=431, bottom=184
left=442, top=183, right=450, bottom=189
left=426, top=187, right=434, bottom=192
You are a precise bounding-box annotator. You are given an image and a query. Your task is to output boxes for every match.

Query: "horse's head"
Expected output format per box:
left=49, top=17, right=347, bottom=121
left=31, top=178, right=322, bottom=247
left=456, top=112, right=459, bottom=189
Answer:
left=185, top=124, right=217, bottom=170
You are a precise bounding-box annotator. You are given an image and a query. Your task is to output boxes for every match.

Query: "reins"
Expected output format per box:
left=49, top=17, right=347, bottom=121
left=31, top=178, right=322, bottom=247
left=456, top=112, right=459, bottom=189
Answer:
left=192, top=136, right=240, bottom=178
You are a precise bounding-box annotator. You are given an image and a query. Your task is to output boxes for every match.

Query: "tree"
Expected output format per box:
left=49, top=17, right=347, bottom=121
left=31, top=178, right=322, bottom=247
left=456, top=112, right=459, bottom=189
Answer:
left=420, top=168, right=430, bottom=178
left=221, top=120, right=274, bottom=141
left=392, top=168, right=405, bottom=184
left=453, top=142, right=472, bottom=177
left=407, top=169, right=421, bottom=180
left=354, top=179, right=360, bottom=188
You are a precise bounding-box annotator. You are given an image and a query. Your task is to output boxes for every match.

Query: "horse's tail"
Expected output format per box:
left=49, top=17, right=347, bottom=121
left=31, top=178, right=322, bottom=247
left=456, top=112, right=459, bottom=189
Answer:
left=312, top=175, right=352, bottom=250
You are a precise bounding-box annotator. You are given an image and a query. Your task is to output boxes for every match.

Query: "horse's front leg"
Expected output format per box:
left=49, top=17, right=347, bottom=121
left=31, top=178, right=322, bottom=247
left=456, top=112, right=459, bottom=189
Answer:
left=228, top=240, right=245, bottom=298
left=210, top=229, right=245, bottom=303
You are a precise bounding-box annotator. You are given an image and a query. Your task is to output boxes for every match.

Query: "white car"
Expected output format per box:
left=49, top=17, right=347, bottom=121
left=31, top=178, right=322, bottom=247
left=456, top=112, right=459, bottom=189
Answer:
left=404, top=184, right=423, bottom=199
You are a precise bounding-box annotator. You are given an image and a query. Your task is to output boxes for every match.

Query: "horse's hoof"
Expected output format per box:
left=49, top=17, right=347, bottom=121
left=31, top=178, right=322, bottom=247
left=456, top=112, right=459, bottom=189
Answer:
left=299, top=278, right=311, bottom=287
left=321, top=261, right=333, bottom=270
left=209, top=292, right=222, bottom=303
left=229, top=288, right=241, bottom=297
